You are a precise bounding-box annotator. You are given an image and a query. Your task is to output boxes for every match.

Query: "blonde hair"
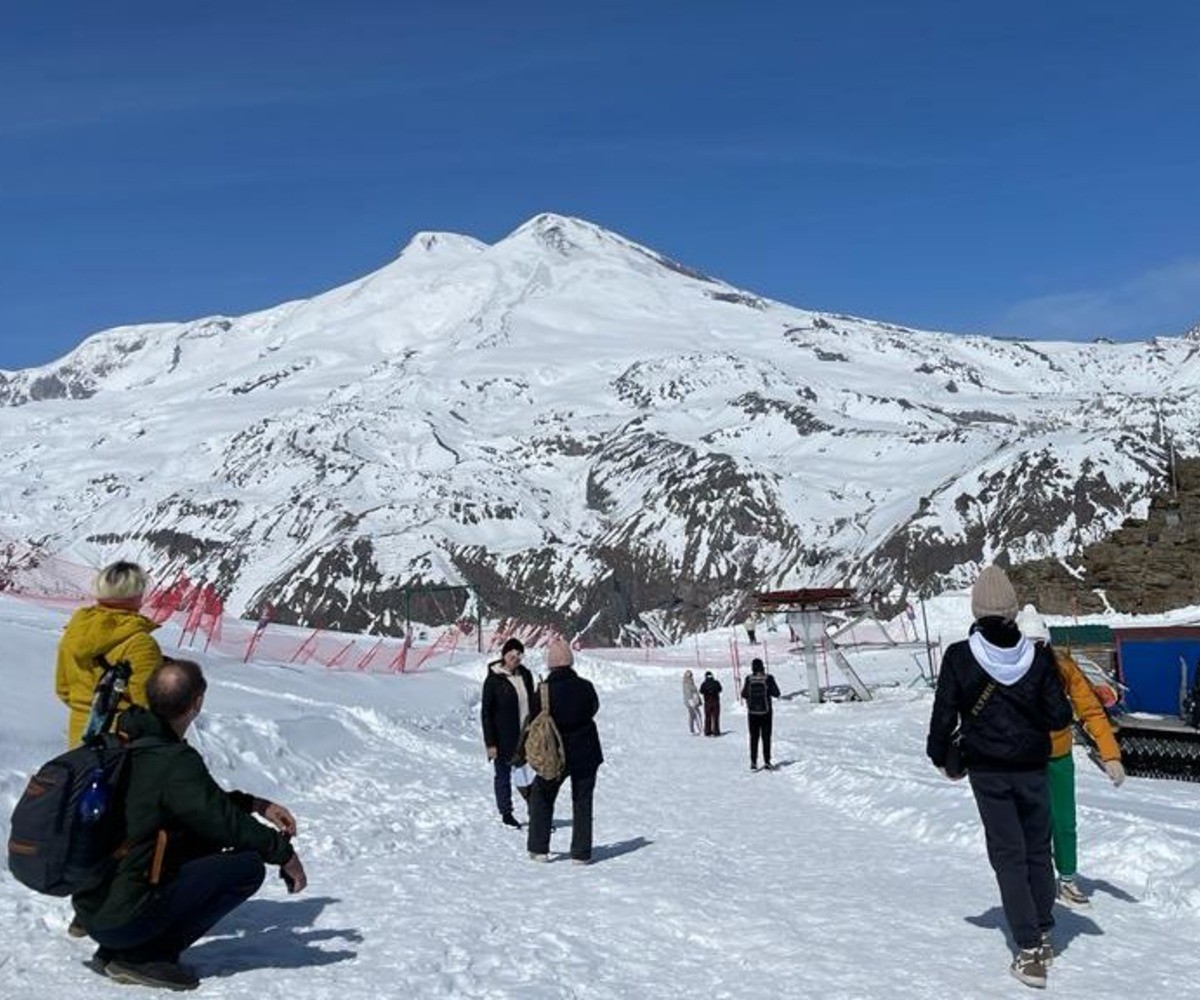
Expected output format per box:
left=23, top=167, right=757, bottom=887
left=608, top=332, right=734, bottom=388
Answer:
left=94, top=561, right=149, bottom=602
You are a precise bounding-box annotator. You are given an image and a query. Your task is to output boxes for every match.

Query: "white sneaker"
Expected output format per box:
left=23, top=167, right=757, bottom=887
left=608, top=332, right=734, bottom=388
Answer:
left=1009, top=948, right=1047, bottom=989
left=528, top=852, right=549, bottom=862
left=1057, top=877, right=1090, bottom=908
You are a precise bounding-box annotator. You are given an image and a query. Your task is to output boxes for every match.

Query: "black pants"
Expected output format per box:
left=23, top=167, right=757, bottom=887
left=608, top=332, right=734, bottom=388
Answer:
left=527, top=770, right=596, bottom=861
left=703, top=695, right=721, bottom=736
left=492, top=756, right=514, bottom=816
left=91, top=850, right=266, bottom=963
left=748, top=713, right=773, bottom=766
left=968, top=769, right=1056, bottom=950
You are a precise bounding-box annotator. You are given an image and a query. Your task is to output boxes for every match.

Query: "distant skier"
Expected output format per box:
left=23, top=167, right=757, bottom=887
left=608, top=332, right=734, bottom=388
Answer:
left=700, top=670, right=723, bottom=736
left=682, top=669, right=703, bottom=735
left=1016, top=605, right=1125, bottom=909
left=741, top=658, right=781, bottom=770
left=926, top=566, right=1071, bottom=990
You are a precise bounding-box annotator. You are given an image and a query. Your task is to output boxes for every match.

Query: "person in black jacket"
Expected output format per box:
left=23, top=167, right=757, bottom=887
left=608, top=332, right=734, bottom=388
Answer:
left=526, top=638, right=603, bottom=864
left=481, top=637, right=537, bottom=828
left=741, top=658, right=781, bottom=770
left=927, top=566, right=1072, bottom=991
left=699, top=670, right=723, bottom=736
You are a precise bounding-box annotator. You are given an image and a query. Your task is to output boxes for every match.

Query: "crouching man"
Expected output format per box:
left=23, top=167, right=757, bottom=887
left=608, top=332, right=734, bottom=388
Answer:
left=73, top=658, right=307, bottom=991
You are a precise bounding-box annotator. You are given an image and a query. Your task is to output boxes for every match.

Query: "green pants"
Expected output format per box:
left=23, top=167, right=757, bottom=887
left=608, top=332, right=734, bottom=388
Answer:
left=1046, top=752, right=1077, bottom=879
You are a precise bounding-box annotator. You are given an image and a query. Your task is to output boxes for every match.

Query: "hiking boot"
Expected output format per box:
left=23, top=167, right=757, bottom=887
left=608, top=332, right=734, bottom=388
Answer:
left=528, top=852, right=550, bottom=862
left=762, top=762, right=773, bottom=771
left=500, top=812, right=522, bottom=829
left=106, top=959, right=199, bottom=991
left=67, top=917, right=89, bottom=938
left=1057, top=877, right=1090, bottom=908
left=1036, top=932, right=1054, bottom=968
left=1009, top=948, right=1047, bottom=989
left=750, top=763, right=759, bottom=771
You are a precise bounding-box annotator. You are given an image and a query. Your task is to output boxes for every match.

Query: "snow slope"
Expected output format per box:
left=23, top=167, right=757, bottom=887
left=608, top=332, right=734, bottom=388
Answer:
left=2, top=596, right=1199, bottom=999
left=2, top=214, right=1199, bottom=639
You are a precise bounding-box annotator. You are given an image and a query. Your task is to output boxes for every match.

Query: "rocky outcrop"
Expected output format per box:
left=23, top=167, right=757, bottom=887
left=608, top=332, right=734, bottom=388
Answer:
left=1010, top=457, right=1200, bottom=614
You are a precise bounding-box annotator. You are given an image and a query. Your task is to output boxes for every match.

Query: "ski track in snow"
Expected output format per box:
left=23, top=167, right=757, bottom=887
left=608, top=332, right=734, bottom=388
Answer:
left=1, top=601, right=1199, bottom=998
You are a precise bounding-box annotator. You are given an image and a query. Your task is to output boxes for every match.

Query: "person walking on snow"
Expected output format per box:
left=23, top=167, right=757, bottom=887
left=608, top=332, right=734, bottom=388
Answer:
left=682, top=669, right=703, bottom=735
left=526, top=639, right=603, bottom=864
left=56, top=561, right=163, bottom=748
left=926, top=565, right=1071, bottom=990
left=481, top=637, right=537, bottom=828
left=699, top=670, right=723, bottom=736
left=741, top=658, right=781, bottom=770
left=1015, top=604, right=1125, bottom=909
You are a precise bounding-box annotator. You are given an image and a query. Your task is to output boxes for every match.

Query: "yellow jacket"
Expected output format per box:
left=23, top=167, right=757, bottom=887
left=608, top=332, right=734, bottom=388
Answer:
left=55, top=606, right=163, bottom=747
left=1051, top=649, right=1121, bottom=761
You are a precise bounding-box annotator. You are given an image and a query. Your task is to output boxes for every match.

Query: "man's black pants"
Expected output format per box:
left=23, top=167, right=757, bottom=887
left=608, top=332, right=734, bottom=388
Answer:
left=91, top=850, right=266, bottom=963
left=968, top=768, right=1056, bottom=950
left=748, top=713, right=773, bottom=766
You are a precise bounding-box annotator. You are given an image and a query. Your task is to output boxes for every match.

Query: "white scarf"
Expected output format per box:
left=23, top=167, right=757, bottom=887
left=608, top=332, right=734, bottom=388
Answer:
left=492, top=662, right=531, bottom=725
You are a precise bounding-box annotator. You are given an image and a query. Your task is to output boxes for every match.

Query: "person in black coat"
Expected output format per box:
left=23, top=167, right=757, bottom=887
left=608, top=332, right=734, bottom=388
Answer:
left=926, top=566, right=1072, bottom=990
left=481, top=637, right=536, bottom=828
left=526, top=638, right=603, bottom=864
left=741, top=658, right=781, bottom=770
left=699, top=670, right=723, bottom=736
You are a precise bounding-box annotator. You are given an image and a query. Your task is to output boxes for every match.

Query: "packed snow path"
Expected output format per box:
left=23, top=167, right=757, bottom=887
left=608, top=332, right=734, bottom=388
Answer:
left=2, top=611, right=1200, bottom=998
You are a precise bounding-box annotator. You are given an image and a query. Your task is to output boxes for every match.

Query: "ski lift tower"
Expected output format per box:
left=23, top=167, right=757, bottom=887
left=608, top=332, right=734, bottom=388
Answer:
left=756, top=587, right=861, bottom=703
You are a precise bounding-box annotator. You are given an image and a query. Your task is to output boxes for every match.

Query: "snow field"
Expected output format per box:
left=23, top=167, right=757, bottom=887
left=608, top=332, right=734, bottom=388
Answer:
left=1, top=597, right=1199, bottom=998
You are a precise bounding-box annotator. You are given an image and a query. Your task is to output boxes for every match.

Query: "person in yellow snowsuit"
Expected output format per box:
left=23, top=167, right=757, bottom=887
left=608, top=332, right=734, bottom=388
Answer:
left=56, top=561, right=163, bottom=747
left=1016, top=605, right=1124, bottom=910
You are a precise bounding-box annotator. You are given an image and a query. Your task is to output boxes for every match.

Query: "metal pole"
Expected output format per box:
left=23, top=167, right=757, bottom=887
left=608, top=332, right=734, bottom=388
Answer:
left=920, top=596, right=936, bottom=683
left=474, top=587, right=482, bottom=654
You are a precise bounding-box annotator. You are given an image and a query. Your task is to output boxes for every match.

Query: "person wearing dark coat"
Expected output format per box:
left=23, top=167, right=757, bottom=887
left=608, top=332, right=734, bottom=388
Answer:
left=481, top=637, right=537, bottom=828
left=926, top=566, right=1072, bottom=991
left=699, top=671, right=723, bottom=736
left=741, top=658, right=781, bottom=770
left=72, top=659, right=306, bottom=991
left=526, top=639, right=603, bottom=864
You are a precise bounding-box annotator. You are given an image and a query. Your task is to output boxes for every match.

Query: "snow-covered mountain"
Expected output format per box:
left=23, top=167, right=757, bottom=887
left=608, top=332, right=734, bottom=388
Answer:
left=1, top=213, right=1197, bottom=639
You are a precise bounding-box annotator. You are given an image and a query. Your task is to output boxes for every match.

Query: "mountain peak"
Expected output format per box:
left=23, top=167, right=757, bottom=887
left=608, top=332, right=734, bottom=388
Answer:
left=397, top=230, right=487, bottom=260
left=503, top=212, right=615, bottom=255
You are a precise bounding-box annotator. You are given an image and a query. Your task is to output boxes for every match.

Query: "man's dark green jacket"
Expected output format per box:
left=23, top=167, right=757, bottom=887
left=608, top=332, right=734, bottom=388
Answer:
left=73, top=706, right=293, bottom=931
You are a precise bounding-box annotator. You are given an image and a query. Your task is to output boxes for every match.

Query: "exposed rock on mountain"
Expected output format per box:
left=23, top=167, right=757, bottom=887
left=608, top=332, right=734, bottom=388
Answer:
left=2, top=213, right=1198, bottom=640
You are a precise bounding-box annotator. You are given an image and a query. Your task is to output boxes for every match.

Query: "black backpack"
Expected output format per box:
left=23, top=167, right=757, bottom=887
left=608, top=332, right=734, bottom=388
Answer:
left=7, top=734, right=160, bottom=896
left=7, top=657, right=159, bottom=897
left=746, top=674, right=771, bottom=715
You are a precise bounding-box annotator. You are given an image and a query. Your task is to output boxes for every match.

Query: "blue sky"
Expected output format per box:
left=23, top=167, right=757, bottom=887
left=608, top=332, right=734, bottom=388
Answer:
left=2, top=1, right=1199, bottom=368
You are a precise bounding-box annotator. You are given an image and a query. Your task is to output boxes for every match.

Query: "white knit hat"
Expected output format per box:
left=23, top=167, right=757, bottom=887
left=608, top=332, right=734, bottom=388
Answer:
left=1015, top=603, right=1050, bottom=642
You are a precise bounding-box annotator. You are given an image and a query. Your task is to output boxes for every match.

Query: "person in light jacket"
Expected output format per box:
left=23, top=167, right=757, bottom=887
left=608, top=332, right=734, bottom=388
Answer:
left=1016, top=605, right=1125, bottom=909
left=926, top=566, right=1072, bottom=990
left=682, top=669, right=702, bottom=735
left=481, top=637, right=537, bottom=828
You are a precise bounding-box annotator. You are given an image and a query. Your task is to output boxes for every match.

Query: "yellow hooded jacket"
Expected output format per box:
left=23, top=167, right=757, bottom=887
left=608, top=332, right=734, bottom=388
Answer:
left=1051, top=649, right=1121, bottom=761
left=55, top=605, right=163, bottom=747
